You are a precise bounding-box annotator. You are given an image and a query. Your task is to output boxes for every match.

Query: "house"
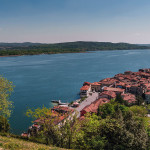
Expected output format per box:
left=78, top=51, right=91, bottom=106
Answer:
left=80, top=98, right=109, bottom=116
left=99, top=91, right=116, bottom=100
left=100, top=78, right=117, bottom=87
left=91, top=82, right=101, bottom=92
left=121, top=93, right=136, bottom=104
left=80, top=85, right=91, bottom=97
left=124, top=71, right=133, bottom=75
left=103, top=87, right=125, bottom=94
left=28, top=106, right=75, bottom=136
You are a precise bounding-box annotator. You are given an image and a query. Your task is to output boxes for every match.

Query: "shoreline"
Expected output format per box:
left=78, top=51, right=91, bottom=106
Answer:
left=0, top=55, right=22, bottom=57
left=0, top=51, right=90, bottom=58
left=0, top=48, right=150, bottom=58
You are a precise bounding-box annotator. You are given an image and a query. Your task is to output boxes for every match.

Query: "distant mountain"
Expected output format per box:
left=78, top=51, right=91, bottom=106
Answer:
left=0, top=41, right=149, bottom=56
left=0, top=42, right=42, bottom=47
left=137, top=44, right=150, bottom=46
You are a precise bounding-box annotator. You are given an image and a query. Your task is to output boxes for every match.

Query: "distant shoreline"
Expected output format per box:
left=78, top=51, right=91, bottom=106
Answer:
left=0, top=55, right=22, bottom=57
left=0, top=41, right=149, bottom=58
left=0, top=51, right=90, bottom=58
left=0, top=49, right=150, bottom=58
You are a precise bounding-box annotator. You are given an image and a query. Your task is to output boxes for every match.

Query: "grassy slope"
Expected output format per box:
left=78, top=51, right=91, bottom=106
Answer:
left=0, top=135, right=68, bottom=150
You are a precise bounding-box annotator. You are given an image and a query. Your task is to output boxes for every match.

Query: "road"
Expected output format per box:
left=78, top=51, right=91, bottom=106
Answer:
left=75, top=92, right=99, bottom=117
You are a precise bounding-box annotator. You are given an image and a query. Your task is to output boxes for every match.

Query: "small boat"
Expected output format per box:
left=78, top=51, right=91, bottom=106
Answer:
left=51, top=100, right=68, bottom=106
left=58, top=102, right=69, bottom=105
left=51, top=100, right=60, bottom=103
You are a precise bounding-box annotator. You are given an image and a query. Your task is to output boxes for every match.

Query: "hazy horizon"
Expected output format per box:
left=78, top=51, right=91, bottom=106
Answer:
left=0, top=41, right=149, bottom=45
left=1, top=0, right=150, bottom=44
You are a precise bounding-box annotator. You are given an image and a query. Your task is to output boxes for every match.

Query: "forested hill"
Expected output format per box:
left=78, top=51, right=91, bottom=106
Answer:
left=0, top=41, right=149, bottom=56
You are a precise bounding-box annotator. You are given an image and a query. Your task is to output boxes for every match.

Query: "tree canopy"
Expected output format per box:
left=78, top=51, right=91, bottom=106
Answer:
left=0, top=76, right=14, bottom=118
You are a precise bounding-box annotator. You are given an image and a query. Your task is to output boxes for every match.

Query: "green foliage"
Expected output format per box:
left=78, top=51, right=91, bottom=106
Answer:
left=73, top=114, right=107, bottom=150
left=0, top=115, right=10, bottom=132
left=26, top=106, right=51, bottom=119
left=80, top=96, right=87, bottom=103
left=98, top=102, right=129, bottom=119
left=129, top=105, right=147, bottom=117
left=26, top=102, right=150, bottom=149
left=115, top=94, right=126, bottom=104
left=26, top=106, right=61, bottom=146
left=0, top=76, right=14, bottom=118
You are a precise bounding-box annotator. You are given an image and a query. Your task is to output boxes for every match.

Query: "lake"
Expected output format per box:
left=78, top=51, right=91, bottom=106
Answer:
left=0, top=49, right=150, bottom=134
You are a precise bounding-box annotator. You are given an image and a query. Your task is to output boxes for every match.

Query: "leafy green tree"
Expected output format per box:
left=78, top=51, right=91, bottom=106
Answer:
left=115, top=94, right=125, bottom=104
left=129, top=105, right=147, bottom=117
left=0, top=76, right=14, bottom=118
left=26, top=106, right=61, bottom=145
left=0, top=115, right=10, bottom=132
left=101, top=109, right=148, bottom=150
left=73, top=114, right=107, bottom=150
left=98, top=103, right=115, bottom=118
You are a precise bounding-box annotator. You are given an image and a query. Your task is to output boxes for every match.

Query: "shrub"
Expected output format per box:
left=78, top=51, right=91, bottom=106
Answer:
left=0, top=115, right=10, bottom=132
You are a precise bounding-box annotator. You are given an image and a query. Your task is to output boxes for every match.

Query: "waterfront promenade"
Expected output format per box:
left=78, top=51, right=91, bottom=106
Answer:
left=76, top=92, right=99, bottom=117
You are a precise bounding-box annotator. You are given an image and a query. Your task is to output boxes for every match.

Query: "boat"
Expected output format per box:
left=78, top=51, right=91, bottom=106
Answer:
left=51, top=100, right=60, bottom=103
left=51, top=100, right=68, bottom=105
left=58, top=102, right=69, bottom=105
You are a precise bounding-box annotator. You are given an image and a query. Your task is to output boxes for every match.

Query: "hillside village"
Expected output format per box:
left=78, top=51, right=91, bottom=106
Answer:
left=22, top=68, right=150, bottom=137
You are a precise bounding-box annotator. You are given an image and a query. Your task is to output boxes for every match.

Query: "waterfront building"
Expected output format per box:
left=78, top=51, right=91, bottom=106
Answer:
left=80, top=85, right=91, bottom=97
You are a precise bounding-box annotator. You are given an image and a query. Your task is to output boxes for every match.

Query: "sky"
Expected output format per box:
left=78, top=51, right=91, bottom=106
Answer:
left=0, top=0, right=150, bottom=44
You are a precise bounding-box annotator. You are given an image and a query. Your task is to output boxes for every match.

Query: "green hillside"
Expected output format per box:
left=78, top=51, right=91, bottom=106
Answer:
left=0, top=135, right=68, bottom=150
left=0, top=41, right=149, bottom=56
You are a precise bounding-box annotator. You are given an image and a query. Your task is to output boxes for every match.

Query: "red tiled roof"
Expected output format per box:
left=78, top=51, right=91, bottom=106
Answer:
left=145, top=92, right=150, bottom=95
left=100, top=91, right=116, bottom=98
left=121, top=93, right=136, bottom=103
left=21, top=133, right=28, bottom=137
left=81, top=98, right=109, bottom=114
left=116, top=82, right=126, bottom=86
left=103, top=87, right=125, bottom=93
left=80, top=85, right=90, bottom=91
left=34, top=106, right=74, bottom=125
left=91, top=82, right=101, bottom=86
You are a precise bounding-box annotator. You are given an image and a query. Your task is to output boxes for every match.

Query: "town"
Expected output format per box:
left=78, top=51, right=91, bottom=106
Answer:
left=22, top=68, right=150, bottom=137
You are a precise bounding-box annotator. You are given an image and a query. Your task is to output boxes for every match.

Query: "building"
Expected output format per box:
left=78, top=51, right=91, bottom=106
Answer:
left=91, top=82, right=101, bottom=92
left=121, top=93, right=136, bottom=104
left=27, top=106, right=75, bottom=136
left=80, top=98, right=109, bottom=116
left=80, top=85, right=91, bottom=97
left=103, top=87, right=125, bottom=94
left=99, top=91, right=116, bottom=100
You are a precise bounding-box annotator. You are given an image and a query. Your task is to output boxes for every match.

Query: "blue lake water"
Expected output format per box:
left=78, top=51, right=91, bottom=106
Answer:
left=0, top=49, right=150, bottom=134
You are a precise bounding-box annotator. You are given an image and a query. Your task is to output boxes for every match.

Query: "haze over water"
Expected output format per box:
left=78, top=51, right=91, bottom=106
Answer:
left=0, top=50, right=150, bottom=134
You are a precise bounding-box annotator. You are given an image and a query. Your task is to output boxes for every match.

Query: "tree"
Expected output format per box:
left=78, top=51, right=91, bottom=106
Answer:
left=115, top=94, right=125, bottom=104
left=0, top=115, right=10, bottom=132
left=73, top=113, right=107, bottom=150
left=26, top=106, right=61, bottom=145
left=0, top=76, right=14, bottom=118
left=101, top=110, right=148, bottom=150
left=136, top=95, right=144, bottom=105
